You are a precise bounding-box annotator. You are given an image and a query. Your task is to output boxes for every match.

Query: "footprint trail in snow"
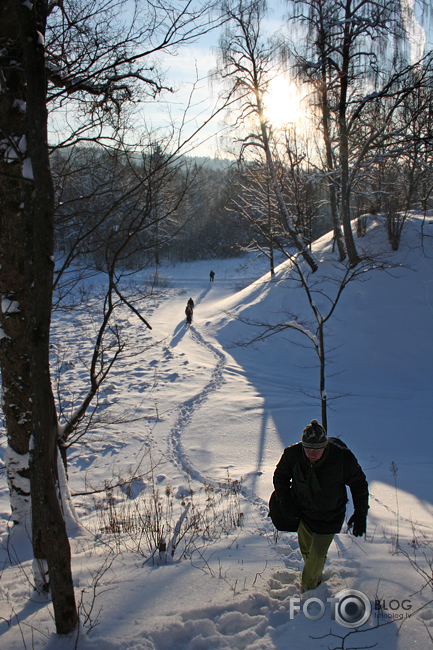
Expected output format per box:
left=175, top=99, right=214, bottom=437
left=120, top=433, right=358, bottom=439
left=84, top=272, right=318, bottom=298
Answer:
left=167, top=323, right=227, bottom=485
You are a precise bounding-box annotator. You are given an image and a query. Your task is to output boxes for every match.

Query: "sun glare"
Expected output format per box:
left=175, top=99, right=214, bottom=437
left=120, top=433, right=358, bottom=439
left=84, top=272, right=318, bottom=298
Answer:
left=264, top=76, right=305, bottom=127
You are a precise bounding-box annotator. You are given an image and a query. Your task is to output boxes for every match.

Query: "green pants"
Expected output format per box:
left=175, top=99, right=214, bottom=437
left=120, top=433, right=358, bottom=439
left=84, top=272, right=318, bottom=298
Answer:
left=297, top=519, right=334, bottom=591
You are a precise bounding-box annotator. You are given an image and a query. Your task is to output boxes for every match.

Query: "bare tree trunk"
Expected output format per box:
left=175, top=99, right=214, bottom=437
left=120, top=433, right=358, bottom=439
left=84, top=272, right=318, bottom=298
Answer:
left=316, top=10, right=346, bottom=263
left=318, top=322, right=327, bottom=432
left=268, top=213, right=275, bottom=276
left=18, top=0, right=78, bottom=633
left=320, top=81, right=346, bottom=262
left=258, top=104, right=318, bottom=273
left=1, top=0, right=78, bottom=631
left=340, top=125, right=360, bottom=267
left=0, top=0, right=34, bottom=529
left=266, top=174, right=275, bottom=276
left=339, top=11, right=360, bottom=268
left=30, top=401, right=78, bottom=632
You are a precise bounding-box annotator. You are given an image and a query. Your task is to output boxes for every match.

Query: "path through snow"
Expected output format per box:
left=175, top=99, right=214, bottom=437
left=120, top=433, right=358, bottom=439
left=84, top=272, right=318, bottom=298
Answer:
left=1, top=235, right=433, bottom=650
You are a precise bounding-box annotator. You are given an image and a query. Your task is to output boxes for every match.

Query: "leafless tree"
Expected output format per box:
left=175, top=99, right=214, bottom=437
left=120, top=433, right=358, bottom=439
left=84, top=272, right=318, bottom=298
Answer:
left=230, top=159, right=283, bottom=276
left=215, top=0, right=319, bottom=272
left=231, top=126, right=325, bottom=276
left=284, top=0, right=432, bottom=266
left=54, top=144, right=204, bottom=462
left=231, top=248, right=374, bottom=430
left=0, top=0, right=224, bottom=634
left=377, top=78, right=433, bottom=249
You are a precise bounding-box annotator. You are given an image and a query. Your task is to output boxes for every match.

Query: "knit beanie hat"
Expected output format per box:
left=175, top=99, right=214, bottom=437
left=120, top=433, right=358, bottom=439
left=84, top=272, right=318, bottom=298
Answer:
left=302, top=419, right=328, bottom=449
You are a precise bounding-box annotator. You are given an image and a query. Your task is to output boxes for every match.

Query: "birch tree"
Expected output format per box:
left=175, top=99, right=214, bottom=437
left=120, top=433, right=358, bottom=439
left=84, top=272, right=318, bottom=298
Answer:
left=216, top=0, right=319, bottom=272
left=285, top=0, right=432, bottom=267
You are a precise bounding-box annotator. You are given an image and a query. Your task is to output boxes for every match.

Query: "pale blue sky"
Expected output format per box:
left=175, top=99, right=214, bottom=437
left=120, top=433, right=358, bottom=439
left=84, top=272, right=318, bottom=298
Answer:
left=48, top=1, right=430, bottom=158
left=145, top=0, right=430, bottom=158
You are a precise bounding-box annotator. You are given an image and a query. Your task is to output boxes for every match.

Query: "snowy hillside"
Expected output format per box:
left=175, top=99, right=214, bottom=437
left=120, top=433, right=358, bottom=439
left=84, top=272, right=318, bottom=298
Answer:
left=0, top=214, right=432, bottom=650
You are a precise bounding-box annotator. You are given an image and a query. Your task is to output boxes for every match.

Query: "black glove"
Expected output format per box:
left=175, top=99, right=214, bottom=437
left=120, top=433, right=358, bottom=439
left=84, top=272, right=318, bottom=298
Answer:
left=348, top=512, right=367, bottom=537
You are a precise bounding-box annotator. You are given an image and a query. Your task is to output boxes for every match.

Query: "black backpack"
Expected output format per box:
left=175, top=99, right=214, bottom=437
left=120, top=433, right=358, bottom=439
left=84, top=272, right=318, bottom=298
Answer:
left=328, top=436, right=347, bottom=450
left=268, top=490, right=300, bottom=532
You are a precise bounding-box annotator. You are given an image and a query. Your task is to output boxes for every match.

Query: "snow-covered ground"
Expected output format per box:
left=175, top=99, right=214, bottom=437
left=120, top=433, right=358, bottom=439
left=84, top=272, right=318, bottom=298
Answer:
left=1, top=214, right=432, bottom=649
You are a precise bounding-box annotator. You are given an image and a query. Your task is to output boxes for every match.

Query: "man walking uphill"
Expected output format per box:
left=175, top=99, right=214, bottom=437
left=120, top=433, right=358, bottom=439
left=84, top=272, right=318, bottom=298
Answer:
left=272, top=420, right=368, bottom=593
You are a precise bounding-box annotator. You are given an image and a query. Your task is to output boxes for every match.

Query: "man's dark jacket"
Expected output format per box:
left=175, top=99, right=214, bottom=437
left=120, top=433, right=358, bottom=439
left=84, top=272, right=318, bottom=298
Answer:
left=273, top=440, right=368, bottom=534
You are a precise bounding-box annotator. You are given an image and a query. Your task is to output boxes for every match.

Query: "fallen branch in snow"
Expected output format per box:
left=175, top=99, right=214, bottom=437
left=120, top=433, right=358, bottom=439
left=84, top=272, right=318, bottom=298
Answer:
left=70, top=450, right=156, bottom=497
left=71, top=470, right=153, bottom=498
left=252, top=560, right=268, bottom=586
left=167, top=502, right=191, bottom=557
left=310, top=618, right=393, bottom=649
left=78, top=554, right=118, bottom=633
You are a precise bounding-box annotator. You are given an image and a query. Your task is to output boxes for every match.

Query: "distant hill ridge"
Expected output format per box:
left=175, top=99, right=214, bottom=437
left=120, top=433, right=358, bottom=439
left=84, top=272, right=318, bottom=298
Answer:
left=184, top=155, right=233, bottom=170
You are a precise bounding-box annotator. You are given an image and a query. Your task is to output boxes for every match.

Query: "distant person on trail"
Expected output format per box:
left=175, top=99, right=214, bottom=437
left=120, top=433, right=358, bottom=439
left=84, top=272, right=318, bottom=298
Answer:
left=185, top=303, right=193, bottom=325
left=209, top=270, right=215, bottom=282
left=269, top=419, right=368, bottom=593
left=187, top=297, right=194, bottom=309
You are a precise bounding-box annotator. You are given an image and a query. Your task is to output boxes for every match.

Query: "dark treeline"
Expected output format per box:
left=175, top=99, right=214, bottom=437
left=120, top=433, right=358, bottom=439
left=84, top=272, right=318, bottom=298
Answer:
left=53, top=130, right=433, bottom=276
left=53, top=149, right=248, bottom=270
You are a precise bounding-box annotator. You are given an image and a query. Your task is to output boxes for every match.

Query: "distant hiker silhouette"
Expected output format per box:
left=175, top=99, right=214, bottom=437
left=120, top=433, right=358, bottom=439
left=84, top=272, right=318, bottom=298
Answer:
left=185, top=303, right=193, bottom=324
left=209, top=270, right=215, bottom=282
left=187, top=297, right=194, bottom=309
